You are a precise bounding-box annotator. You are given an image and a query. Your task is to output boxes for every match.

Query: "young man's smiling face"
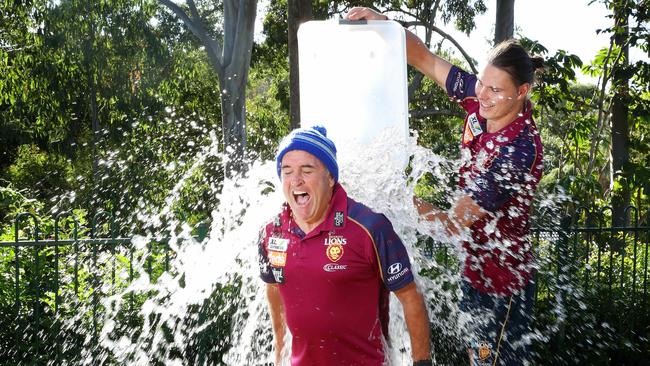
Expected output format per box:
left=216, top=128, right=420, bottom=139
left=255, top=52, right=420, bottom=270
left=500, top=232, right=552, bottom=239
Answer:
left=280, top=150, right=335, bottom=233
left=475, top=63, right=529, bottom=130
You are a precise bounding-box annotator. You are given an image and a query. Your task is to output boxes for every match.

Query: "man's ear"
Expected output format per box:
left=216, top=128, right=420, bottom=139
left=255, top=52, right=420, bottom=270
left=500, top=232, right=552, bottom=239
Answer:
left=517, top=83, right=531, bottom=99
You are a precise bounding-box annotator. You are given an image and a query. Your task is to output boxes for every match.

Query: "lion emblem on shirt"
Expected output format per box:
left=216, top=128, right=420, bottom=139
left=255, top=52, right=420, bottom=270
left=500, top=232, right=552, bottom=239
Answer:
left=326, top=243, right=344, bottom=262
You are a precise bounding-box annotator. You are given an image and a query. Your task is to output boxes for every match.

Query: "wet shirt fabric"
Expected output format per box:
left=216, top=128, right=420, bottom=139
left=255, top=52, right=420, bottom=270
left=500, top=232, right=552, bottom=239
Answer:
left=258, top=183, right=414, bottom=366
left=446, top=66, right=544, bottom=296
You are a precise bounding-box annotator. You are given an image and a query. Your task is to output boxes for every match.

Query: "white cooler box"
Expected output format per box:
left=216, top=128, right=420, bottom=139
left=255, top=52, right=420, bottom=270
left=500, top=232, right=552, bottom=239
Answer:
left=298, top=20, right=409, bottom=177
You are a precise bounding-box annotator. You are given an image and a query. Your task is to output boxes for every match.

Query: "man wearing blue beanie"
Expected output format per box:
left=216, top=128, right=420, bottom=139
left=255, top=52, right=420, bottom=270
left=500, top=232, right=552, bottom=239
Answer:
left=275, top=125, right=339, bottom=183
left=258, top=125, right=432, bottom=366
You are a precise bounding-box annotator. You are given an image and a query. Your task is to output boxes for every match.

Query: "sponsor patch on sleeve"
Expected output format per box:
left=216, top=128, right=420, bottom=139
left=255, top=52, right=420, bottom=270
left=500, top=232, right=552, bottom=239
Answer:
left=468, top=113, right=483, bottom=136
left=463, top=123, right=475, bottom=144
left=268, top=237, right=289, bottom=252
left=268, top=251, right=287, bottom=267
left=271, top=267, right=285, bottom=283
left=385, top=262, right=410, bottom=283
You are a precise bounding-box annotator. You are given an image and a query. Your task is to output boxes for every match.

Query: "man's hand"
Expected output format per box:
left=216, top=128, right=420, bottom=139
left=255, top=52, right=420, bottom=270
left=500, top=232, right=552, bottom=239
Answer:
left=414, top=195, right=486, bottom=236
left=345, top=7, right=388, bottom=21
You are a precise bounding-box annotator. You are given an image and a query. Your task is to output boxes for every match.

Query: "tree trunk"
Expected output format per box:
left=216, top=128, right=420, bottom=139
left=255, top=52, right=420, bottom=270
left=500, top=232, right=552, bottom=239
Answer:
left=494, top=0, right=514, bottom=44
left=85, top=0, right=100, bottom=209
left=160, top=0, right=257, bottom=176
left=287, top=0, right=312, bottom=129
left=610, top=2, right=630, bottom=228
left=219, top=68, right=249, bottom=174
left=221, top=0, right=257, bottom=175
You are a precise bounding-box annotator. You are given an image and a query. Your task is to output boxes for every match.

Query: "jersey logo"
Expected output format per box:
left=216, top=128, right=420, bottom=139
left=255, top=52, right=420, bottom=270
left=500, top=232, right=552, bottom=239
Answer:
left=324, top=235, right=347, bottom=246
left=271, top=267, right=285, bottom=283
left=452, top=71, right=464, bottom=94
left=477, top=341, right=493, bottom=362
left=326, top=242, right=344, bottom=262
left=268, top=251, right=287, bottom=267
left=334, top=211, right=344, bottom=227
left=323, top=263, right=348, bottom=272
left=387, top=262, right=403, bottom=275
left=268, top=237, right=289, bottom=252
left=468, top=113, right=483, bottom=137
left=386, top=265, right=409, bottom=282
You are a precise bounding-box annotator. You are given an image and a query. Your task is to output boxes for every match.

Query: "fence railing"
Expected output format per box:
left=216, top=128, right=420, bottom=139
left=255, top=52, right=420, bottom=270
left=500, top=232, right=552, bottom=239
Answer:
left=0, top=210, right=208, bottom=365
left=1, top=207, right=649, bottom=365
left=528, top=207, right=650, bottom=364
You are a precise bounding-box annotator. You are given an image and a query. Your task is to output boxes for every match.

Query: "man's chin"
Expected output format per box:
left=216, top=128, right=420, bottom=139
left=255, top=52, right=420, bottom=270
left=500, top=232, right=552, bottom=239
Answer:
left=289, top=205, right=309, bottom=220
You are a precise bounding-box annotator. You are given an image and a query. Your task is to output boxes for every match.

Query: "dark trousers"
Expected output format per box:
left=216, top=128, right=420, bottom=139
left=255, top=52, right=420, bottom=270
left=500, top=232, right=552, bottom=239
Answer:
left=460, top=280, right=536, bottom=366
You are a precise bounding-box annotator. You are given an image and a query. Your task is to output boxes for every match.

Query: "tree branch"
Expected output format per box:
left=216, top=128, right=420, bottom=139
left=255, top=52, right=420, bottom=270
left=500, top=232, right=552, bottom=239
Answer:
left=383, top=5, right=478, bottom=74
left=428, top=23, right=478, bottom=74
left=158, top=0, right=224, bottom=70
left=159, top=0, right=200, bottom=38
left=187, top=0, right=201, bottom=20
left=586, top=37, right=628, bottom=177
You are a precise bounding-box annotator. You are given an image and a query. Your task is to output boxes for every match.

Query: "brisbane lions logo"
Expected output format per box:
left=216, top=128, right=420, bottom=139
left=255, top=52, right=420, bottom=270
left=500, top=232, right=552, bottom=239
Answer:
left=326, top=243, right=344, bottom=262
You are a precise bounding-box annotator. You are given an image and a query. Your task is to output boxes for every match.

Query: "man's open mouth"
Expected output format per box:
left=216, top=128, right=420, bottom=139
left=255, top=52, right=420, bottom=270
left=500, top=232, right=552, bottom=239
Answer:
left=293, top=190, right=310, bottom=205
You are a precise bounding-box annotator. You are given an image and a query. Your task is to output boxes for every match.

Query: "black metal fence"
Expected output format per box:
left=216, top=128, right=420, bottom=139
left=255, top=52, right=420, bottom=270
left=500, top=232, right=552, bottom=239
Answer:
left=1, top=207, right=649, bottom=365
left=0, top=211, right=209, bottom=365
left=529, top=207, right=649, bottom=365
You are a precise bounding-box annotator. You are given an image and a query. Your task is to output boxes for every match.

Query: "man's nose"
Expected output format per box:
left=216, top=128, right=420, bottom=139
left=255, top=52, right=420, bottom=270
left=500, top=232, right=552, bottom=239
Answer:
left=290, top=174, right=304, bottom=186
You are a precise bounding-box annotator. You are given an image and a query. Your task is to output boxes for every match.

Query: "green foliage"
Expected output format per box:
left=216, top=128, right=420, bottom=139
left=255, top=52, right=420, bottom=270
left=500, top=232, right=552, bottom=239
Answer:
left=1, top=0, right=649, bottom=364
left=1, top=0, right=229, bottom=233
left=439, top=0, right=487, bottom=34
left=7, top=144, right=76, bottom=202
left=0, top=184, right=43, bottom=227
left=246, top=66, right=291, bottom=161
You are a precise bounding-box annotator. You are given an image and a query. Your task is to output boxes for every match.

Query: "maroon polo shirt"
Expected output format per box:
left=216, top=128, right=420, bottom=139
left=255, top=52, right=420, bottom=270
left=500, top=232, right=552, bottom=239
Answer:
left=258, top=183, right=414, bottom=365
left=446, top=66, right=544, bottom=296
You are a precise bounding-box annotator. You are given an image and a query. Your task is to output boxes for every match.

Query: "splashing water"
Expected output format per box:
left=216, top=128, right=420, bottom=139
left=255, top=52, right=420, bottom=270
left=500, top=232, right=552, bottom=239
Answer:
left=59, top=125, right=574, bottom=365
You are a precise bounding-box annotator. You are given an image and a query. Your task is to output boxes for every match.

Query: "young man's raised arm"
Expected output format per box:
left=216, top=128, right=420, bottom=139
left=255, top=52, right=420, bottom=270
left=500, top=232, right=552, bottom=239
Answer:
left=345, top=6, right=453, bottom=90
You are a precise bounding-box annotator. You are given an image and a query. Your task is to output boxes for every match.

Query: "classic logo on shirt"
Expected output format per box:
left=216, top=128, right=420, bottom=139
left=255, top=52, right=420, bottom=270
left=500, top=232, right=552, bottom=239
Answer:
left=326, top=243, right=344, bottom=262
left=268, top=237, right=289, bottom=252
left=268, top=251, right=287, bottom=267
left=323, top=263, right=348, bottom=272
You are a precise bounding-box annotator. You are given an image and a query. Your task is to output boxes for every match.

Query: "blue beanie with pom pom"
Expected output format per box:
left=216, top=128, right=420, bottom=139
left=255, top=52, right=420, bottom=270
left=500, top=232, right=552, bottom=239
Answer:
left=275, top=125, right=338, bottom=182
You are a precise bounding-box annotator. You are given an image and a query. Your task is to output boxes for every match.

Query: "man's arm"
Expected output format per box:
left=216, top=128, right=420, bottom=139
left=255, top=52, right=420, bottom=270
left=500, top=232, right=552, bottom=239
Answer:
left=414, top=195, right=488, bottom=235
left=345, top=7, right=453, bottom=89
left=394, top=282, right=432, bottom=363
left=266, top=283, right=286, bottom=365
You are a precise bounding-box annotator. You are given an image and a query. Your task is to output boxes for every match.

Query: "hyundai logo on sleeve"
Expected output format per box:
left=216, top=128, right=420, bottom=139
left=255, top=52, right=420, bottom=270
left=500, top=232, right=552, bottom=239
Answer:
left=387, top=263, right=402, bottom=275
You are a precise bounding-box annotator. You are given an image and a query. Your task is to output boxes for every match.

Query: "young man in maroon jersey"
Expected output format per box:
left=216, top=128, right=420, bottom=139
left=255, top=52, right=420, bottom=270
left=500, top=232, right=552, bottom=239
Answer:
left=347, top=7, right=544, bottom=366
